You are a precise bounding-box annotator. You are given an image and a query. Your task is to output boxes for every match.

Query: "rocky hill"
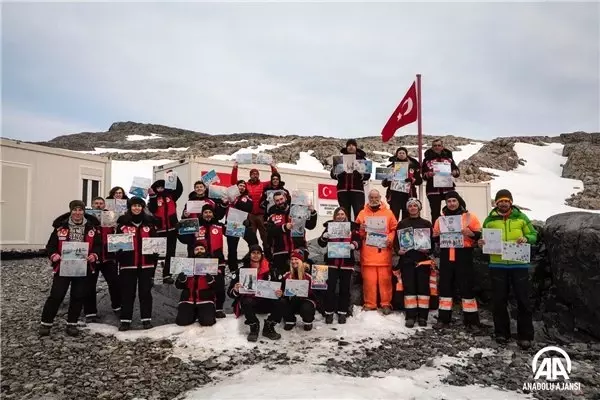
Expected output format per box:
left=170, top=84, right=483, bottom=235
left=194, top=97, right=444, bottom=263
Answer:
left=562, top=132, right=600, bottom=209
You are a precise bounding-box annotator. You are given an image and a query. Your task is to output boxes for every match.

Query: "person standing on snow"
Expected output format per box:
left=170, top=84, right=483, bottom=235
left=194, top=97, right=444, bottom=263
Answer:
left=479, top=189, right=537, bottom=350
left=381, top=147, right=423, bottom=221
left=355, top=190, right=398, bottom=315
left=331, top=139, right=371, bottom=220
left=421, top=139, right=460, bottom=224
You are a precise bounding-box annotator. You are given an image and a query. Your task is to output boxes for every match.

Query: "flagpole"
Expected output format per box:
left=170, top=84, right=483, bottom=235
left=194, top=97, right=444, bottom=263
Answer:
left=416, top=74, right=422, bottom=165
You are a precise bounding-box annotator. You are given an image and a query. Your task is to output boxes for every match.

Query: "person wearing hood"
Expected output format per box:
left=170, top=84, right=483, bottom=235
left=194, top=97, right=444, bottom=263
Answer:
left=40, top=200, right=102, bottom=337
left=355, top=190, right=398, bottom=315
left=432, top=191, right=482, bottom=332
left=265, top=191, right=318, bottom=278
left=393, top=198, right=436, bottom=328
left=281, top=250, right=318, bottom=331
left=227, top=245, right=282, bottom=341
left=191, top=204, right=228, bottom=318
left=230, top=161, right=278, bottom=247
left=224, top=179, right=259, bottom=273
left=317, top=207, right=361, bottom=324
left=421, top=139, right=460, bottom=224
left=148, top=172, right=184, bottom=284
left=381, top=147, right=423, bottom=221
left=259, top=172, right=291, bottom=213
left=115, top=197, right=159, bottom=331
left=479, top=189, right=537, bottom=349
left=331, top=139, right=371, bottom=220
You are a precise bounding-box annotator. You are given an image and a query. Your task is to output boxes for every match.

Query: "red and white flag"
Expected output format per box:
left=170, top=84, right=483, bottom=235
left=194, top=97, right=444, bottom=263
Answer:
left=318, top=183, right=337, bottom=200
left=381, top=81, right=418, bottom=142
left=317, top=183, right=338, bottom=216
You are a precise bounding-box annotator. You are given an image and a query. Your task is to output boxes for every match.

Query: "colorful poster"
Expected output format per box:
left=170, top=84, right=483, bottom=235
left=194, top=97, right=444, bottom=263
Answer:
left=501, top=242, right=531, bottom=263
left=433, top=162, right=453, bottom=188
left=239, top=268, right=258, bottom=294
left=353, top=160, right=372, bottom=174
left=255, top=280, right=281, bottom=299
left=482, top=228, right=503, bottom=255
left=208, top=185, right=227, bottom=200
left=235, top=153, right=254, bottom=164
left=311, top=265, right=329, bottom=290
left=101, top=211, right=118, bottom=228
left=226, top=208, right=247, bottom=237
left=327, top=242, right=351, bottom=259
left=366, top=232, right=388, bottom=248
left=165, top=170, right=178, bottom=190
left=178, top=218, right=200, bottom=235
left=194, top=258, right=219, bottom=275
left=142, top=237, right=167, bottom=256
left=129, top=176, right=151, bottom=198
left=439, top=215, right=462, bottom=233
left=256, top=153, right=273, bottom=165
left=365, top=216, right=387, bottom=233
left=171, top=257, right=195, bottom=276
left=439, top=232, right=464, bottom=248
left=201, top=169, right=220, bottom=186
left=413, top=228, right=431, bottom=250
left=397, top=227, right=414, bottom=251
left=328, top=222, right=351, bottom=239
left=107, top=234, right=135, bottom=252
left=342, top=154, right=356, bottom=173
left=375, top=167, right=393, bottom=181
left=284, top=279, right=309, bottom=297
left=186, top=200, right=206, bottom=214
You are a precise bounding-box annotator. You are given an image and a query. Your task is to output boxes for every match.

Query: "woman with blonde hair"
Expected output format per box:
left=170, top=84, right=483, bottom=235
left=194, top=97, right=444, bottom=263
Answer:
left=281, top=250, right=317, bottom=331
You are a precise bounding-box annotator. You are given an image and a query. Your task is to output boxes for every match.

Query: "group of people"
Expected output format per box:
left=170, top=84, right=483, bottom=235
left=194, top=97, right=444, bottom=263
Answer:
left=39, top=138, right=538, bottom=350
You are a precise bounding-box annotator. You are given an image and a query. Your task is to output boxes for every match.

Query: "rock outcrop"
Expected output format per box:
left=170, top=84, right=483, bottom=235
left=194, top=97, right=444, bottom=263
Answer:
left=562, top=132, right=600, bottom=210
left=542, top=212, right=600, bottom=340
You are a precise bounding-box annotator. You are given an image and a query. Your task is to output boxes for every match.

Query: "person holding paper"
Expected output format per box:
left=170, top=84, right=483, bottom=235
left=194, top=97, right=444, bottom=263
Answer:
left=281, top=250, right=317, bottom=331
left=83, top=196, right=121, bottom=323
left=40, top=200, right=102, bottom=337
left=148, top=174, right=184, bottom=284
left=432, top=191, right=482, bottom=332
left=393, top=198, right=435, bottom=327
left=107, top=186, right=129, bottom=201
left=223, top=180, right=259, bottom=273
left=265, top=192, right=318, bottom=278
left=227, top=245, right=283, bottom=341
left=317, top=207, right=361, bottom=324
left=330, top=139, right=371, bottom=220
left=421, top=139, right=460, bottom=224
left=259, top=172, right=291, bottom=212
left=478, top=189, right=537, bottom=349
left=381, top=147, right=423, bottom=221
left=174, top=247, right=218, bottom=327
left=355, top=190, right=398, bottom=315
left=230, top=161, right=278, bottom=247
left=181, top=181, right=228, bottom=223
left=115, top=197, right=159, bottom=331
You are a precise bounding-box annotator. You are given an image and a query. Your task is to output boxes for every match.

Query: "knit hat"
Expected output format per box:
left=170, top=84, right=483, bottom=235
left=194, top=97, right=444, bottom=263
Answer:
left=346, top=139, right=358, bottom=148
left=69, top=200, right=85, bottom=211
left=290, top=249, right=304, bottom=261
left=271, top=172, right=281, bottom=183
left=445, top=191, right=467, bottom=210
left=201, top=203, right=215, bottom=214
left=249, top=244, right=263, bottom=253
left=494, top=189, right=513, bottom=205
left=128, top=197, right=146, bottom=210
left=151, top=179, right=165, bottom=191
left=406, top=197, right=422, bottom=210
left=249, top=168, right=259, bottom=176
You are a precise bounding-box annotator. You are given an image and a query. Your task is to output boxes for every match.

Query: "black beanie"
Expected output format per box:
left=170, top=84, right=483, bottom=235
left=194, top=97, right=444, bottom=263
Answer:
left=69, top=200, right=85, bottom=211
left=201, top=203, right=215, bottom=214
left=346, top=139, right=358, bottom=148
left=236, top=180, right=246, bottom=185
left=445, top=191, right=467, bottom=210
left=271, top=172, right=281, bottom=181
left=249, top=244, right=263, bottom=253
left=495, top=189, right=513, bottom=205
left=128, top=197, right=146, bottom=210
left=396, top=147, right=409, bottom=157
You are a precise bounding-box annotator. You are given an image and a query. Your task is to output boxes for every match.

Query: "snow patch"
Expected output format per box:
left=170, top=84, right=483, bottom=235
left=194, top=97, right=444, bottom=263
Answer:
left=208, top=143, right=293, bottom=161
left=373, top=150, right=393, bottom=157
left=81, top=147, right=188, bottom=155
left=110, top=159, right=174, bottom=193
left=126, top=133, right=163, bottom=141
left=278, top=150, right=329, bottom=173
left=453, top=142, right=484, bottom=164
left=223, top=139, right=249, bottom=144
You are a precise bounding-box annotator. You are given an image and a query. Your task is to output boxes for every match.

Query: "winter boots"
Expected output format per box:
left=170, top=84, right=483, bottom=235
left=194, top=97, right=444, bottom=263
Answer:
left=262, top=320, right=281, bottom=340
left=325, top=314, right=334, bottom=324
left=247, top=322, right=259, bottom=342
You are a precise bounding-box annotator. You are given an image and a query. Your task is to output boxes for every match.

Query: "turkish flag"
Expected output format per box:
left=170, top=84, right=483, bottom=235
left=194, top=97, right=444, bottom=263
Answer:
left=318, top=183, right=337, bottom=200
left=381, top=81, right=418, bottom=142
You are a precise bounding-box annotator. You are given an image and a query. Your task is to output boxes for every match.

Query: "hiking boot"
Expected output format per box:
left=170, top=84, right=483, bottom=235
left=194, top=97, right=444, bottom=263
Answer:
left=381, top=306, right=392, bottom=316
left=215, top=310, right=226, bottom=319
left=262, top=320, right=281, bottom=340
left=303, top=323, right=313, bottom=331
left=362, top=306, right=376, bottom=312
left=495, top=336, right=509, bottom=345
left=283, top=322, right=296, bottom=331
left=39, top=325, right=51, bottom=336
left=433, top=321, right=450, bottom=330
left=65, top=325, right=79, bottom=337
left=119, top=322, right=131, bottom=332
left=338, top=314, right=347, bottom=324
left=418, top=318, right=427, bottom=327
left=162, top=276, right=175, bottom=285
left=85, top=315, right=99, bottom=324
left=465, top=324, right=484, bottom=335
left=247, top=322, right=259, bottom=342
left=142, top=321, right=153, bottom=330
left=325, top=314, right=334, bottom=324
left=405, top=319, right=416, bottom=328
left=517, top=340, right=532, bottom=350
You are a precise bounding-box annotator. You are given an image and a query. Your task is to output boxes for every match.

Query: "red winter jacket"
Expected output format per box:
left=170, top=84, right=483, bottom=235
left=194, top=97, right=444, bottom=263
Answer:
left=175, top=260, right=217, bottom=305
left=231, top=165, right=278, bottom=215
left=148, top=178, right=184, bottom=232
left=192, top=219, right=227, bottom=273
left=227, top=257, right=274, bottom=317
left=115, top=214, right=159, bottom=269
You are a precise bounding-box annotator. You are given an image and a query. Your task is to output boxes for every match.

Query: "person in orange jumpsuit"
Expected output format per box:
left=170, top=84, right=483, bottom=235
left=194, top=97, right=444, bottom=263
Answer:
left=355, top=189, right=398, bottom=315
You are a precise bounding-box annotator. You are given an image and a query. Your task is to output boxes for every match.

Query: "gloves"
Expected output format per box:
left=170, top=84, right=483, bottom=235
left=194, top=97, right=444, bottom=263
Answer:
left=322, top=232, right=330, bottom=239
left=177, top=272, right=187, bottom=282
left=205, top=273, right=214, bottom=282
left=404, top=178, right=412, bottom=183
left=349, top=243, right=356, bottom=250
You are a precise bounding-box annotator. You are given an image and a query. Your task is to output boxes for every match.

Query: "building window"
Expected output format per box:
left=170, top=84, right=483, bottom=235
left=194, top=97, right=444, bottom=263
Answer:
left=82, top=178, right=100, bottom=206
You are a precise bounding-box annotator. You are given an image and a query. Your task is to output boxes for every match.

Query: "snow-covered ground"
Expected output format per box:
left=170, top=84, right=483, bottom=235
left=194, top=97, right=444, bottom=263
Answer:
left=278, top=150, right=331, bottom=174
left=81, top=147, right=188, bottom=154
left=126, top=133, right=163, bottom=141
left=224, top=139, right=249, bottom=144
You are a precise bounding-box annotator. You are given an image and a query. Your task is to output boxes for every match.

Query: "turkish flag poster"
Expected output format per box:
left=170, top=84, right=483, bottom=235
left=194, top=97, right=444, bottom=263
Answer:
left=317, top=183, right=338, bottom=216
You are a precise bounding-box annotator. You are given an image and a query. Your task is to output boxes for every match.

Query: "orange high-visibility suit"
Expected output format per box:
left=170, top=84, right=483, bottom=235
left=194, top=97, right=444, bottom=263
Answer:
left=356, top=203, right=398, bottom=309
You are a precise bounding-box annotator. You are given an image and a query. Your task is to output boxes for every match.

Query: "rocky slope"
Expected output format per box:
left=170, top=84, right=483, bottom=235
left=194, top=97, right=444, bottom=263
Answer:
left=561, top=132, right=600, bottom=209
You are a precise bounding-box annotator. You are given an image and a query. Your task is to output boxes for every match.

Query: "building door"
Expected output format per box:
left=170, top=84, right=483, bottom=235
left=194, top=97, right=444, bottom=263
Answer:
left=0, top=162, right=31, bottom=244
left=81, top=178, right=100, bottom=207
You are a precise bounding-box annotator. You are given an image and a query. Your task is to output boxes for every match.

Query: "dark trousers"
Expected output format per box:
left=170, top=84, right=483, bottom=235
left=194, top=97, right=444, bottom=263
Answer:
left=389, top=192, right=410, bottom=221
left=41, top=275, right=87, bottom=325
left=337, top=191, right=365, bottom=221
left=491, top=268, right=534, bottom=340
left=427, top=194, right=444, bottom=224
left=240, top=296, right=282, bottom=324
left=176, top=302, right=216, bottom=326
left=325, top=268, right=352, bottom=314
left=215, top=271, right=225, bottom=311
left=282, top=297, right=315, bottom=325
left=120, top=268, right=154, bottom=322
left=438, top=249, right=479, bottom=325
left=248, top=214, right=267, bottom=248
left=84, top=261, right=121, bottom=316
left=272, top=253, right=289, bottom=279
left=226, top=228, right=259, bottom=273
left=158, top=229, right=178, bottom=278
left=401, top=262, right=431, bottom=320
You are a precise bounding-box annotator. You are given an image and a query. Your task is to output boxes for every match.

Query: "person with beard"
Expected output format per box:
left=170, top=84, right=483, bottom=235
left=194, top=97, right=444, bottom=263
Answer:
left=259, top=172, right=291, bottom=212
left=83, top=196, right=121, bottom=322
left=317, top=207, right=361, bottom=324
left=393, top=198, right=435, bottom=328
left=39, top=200, right=102, bottom=337
left=193, top=204, right=228, bottom=318
left=355, top=190, right=398, bottom=315
left=174, top=245, right=218, bottom=327
left=230, top=161, right=278, bottom=247
left=148, top=173, right=184, bottom=284
left=265, top=191, right=318, bottom=278
left=381, top=147, right=423, bottom=221
left=115, top=197, right=159, bottom=331
left=107, top=186, right=129, bottom=201
left=432, top=191, right=482, bottom=332
left=281, top=250, right=318, bottom=331
left=421, top=139, right=460, bottom=224
left=331, top=139, right=371, bottom=220
left=224, top=180, right=259, bottom=273
left=227, top=245, right=282, bottom=341
left=479, top=189, right=537, bottom=349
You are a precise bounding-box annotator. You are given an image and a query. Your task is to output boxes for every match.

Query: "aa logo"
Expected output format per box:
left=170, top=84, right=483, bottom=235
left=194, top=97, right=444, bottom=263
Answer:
left=532, top=346, right=571, bottom=381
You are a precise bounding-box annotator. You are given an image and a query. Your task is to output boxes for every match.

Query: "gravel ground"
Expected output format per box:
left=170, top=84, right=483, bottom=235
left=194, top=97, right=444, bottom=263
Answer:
left=2, top=257, right=599, bottom=400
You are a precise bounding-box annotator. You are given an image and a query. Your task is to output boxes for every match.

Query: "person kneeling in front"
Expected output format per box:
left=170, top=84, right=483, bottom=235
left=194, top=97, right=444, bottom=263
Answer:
left=281, top=250, right=317, bottom=331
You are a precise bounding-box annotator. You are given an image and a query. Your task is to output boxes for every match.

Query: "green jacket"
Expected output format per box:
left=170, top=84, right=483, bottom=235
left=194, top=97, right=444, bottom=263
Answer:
left=482, top=206, right=537, bottom=266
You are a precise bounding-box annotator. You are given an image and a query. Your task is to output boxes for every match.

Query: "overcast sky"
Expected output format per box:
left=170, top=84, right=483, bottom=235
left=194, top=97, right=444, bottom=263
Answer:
left=2, top=1, right=599, bottom=141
